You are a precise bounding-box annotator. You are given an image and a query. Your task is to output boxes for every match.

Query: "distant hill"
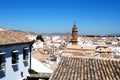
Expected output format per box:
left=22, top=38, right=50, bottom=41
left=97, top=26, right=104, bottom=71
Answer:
left=11, top=30, right=37, bottom=35
left=41, top=32, right=120, bottom=37
left=41, top=32, right=71, bottom=36
left=109, top=33, right=120, bottom=37
left=0, top=27, right=8, bottom=31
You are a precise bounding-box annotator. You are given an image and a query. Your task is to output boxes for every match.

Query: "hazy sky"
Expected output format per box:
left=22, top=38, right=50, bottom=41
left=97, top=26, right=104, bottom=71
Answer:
left=0, top=0, right=120, bottom=35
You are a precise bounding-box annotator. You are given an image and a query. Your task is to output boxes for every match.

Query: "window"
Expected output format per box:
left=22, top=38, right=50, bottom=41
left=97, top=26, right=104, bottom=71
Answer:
left=23, top=48, right=29, bottom=60
left=0, top=52, right=5, bottom=70
left=0, top=55, right=3, bottom=70
left=12, top=50, right=19, bottom=64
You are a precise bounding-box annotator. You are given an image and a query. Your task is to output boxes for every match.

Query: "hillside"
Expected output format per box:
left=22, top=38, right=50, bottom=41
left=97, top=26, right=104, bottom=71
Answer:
left=11, top=30, right=36, bottom=35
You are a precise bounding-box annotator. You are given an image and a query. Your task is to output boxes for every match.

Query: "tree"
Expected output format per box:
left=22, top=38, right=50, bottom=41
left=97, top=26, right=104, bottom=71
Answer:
left=36, top=35, right=44, bottom=42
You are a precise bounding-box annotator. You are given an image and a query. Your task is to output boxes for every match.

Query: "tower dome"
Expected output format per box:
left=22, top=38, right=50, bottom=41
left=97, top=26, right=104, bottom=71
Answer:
left=72, top=24, right=77, bottom=32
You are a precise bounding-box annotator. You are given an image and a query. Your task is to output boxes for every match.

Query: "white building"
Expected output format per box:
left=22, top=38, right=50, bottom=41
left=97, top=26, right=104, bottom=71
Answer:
left=26, top=35, right=37, bottom=41
left=32, top=40, right=44, bottom=51
left=0, top=42, right=33, bottom=80
left=31, top=57, right=53, bottom=73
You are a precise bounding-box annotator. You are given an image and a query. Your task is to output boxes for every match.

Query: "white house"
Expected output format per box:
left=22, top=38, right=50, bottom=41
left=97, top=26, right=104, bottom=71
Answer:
left=32, top=40, right=43, bottom=51
left=0, top=41, right=33, bottom=80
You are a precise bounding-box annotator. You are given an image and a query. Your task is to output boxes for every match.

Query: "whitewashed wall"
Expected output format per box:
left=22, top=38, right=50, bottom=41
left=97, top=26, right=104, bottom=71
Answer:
left=0, top=43, right=31, bottom=80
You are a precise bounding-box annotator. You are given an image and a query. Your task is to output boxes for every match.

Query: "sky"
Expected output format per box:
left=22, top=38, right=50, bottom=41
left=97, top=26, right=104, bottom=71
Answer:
left=0, top=0, right=120, bottom=35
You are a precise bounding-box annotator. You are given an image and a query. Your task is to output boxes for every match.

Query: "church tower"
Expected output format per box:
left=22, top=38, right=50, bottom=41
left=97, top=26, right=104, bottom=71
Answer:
left=72, top=23, right=78, bottom=45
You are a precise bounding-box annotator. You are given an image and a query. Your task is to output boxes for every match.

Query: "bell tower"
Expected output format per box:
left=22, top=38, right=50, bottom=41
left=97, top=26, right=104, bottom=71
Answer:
left=72, top=23, right=78, bottom=45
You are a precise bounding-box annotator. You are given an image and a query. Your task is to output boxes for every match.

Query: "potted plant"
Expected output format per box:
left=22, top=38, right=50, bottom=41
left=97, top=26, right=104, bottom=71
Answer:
left=0, top=65, right=2, bottom=70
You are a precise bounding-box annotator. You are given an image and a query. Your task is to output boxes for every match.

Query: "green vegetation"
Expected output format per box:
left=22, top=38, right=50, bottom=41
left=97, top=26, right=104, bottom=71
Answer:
left=36, top=35, right=44, bottom=42
left=28, top=69, right=39, bottom=74
left=107, top=35, right=115, bottom=37
left=84, top=35, right=116, bottom=37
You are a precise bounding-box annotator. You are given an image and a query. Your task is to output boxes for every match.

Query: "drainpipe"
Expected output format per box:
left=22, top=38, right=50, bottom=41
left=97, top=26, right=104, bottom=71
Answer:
left=30, top=43, right=32, bottom=69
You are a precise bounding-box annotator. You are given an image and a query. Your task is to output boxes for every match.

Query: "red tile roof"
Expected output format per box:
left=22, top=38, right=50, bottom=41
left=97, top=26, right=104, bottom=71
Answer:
left=50, top=57, right=120, bottom=80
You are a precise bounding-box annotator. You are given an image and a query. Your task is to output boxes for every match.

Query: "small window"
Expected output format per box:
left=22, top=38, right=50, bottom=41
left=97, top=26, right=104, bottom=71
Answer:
left=23, top=48, right=29, bottom=60
left=0, top=52, right=5, bottom=70
left=12, top=50, right=19, bottom=64
left=0, top=55, right=3, bottom=70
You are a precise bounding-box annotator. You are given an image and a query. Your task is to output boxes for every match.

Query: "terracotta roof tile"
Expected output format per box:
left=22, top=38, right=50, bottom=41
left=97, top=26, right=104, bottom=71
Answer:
left=50, top=57, right=120, bottom=80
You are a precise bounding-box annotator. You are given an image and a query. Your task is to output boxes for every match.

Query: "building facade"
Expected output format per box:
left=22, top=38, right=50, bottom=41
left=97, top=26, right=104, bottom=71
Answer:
left=0, top=42, right=32, bottom=80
